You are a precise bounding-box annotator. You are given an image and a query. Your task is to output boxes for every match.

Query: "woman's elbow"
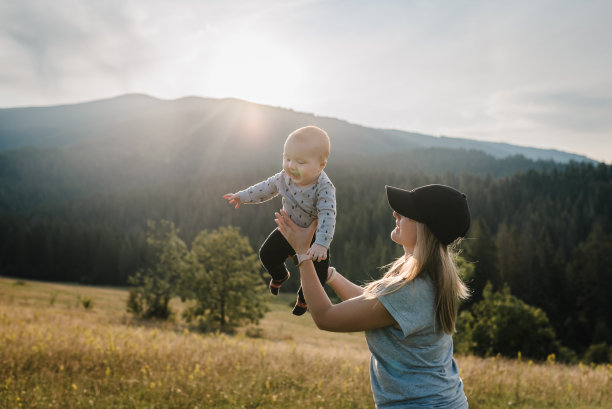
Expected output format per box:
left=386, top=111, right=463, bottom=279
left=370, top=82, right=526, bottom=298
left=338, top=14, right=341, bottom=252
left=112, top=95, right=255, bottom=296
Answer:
left=315, top=321, right=335, bottom=332
left=311, top=313, right=339, bottom=332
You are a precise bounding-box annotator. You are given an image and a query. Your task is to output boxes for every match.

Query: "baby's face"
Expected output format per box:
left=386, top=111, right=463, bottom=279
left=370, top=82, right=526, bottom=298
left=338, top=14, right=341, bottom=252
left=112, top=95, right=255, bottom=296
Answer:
left=282, top=138, right=326, bottom=187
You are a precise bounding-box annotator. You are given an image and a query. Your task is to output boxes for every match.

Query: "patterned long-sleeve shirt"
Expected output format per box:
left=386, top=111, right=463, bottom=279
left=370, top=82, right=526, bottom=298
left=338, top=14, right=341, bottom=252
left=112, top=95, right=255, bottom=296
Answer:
left=237, top=170, right=336, bottom=249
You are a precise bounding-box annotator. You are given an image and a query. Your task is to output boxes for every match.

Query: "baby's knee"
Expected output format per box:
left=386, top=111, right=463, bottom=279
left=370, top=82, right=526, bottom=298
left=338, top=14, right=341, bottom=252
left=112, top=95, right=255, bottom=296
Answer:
left=258, top=244, right=270, bottom=262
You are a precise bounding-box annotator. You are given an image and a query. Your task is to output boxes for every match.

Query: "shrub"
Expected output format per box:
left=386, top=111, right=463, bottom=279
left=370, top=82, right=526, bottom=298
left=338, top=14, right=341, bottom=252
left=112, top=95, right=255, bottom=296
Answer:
left=583, top=342, right=610, bottom=364
left=79, top=296, right=94, bottom=309
left=456, top=282, right=558, bottom=360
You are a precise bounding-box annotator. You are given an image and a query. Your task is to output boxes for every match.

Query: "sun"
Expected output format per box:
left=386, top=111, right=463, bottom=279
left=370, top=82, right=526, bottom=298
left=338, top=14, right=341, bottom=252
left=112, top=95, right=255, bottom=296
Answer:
left=207, top=36, right=304, bottom=105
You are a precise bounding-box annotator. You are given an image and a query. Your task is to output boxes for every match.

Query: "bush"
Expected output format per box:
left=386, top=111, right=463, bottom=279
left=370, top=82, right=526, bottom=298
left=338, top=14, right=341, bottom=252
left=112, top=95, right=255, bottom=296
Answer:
left=455, top=282, right=558, bottom=360
left=245, top=326, right=264, bottom=338
left=79, top=296, right=94, bottom=309
left=126, top=290, right=143, bottom=315
left=583, top=342, right=610, bottom=364
left=454, top=310, right=476, bottom=355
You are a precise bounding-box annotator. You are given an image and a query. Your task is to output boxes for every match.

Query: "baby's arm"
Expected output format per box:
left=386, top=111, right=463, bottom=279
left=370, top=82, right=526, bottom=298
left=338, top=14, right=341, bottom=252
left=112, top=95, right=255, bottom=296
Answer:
left=223, top=173, right=282, bottom=209
left=307, top=243, right=327, bottom=262
left=223, top=193, right=242, bottom=208
left=311, top=179, right=336, bottom=258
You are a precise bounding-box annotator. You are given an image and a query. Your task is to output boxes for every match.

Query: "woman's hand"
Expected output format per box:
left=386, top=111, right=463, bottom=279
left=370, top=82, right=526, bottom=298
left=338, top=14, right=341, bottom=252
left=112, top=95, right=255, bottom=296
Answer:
left=274, top=209, right=317, bottom=254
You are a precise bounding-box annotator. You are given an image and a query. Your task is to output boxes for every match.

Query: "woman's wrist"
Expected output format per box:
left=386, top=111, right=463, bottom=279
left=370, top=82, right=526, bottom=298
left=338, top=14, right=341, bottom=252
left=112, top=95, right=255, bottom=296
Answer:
left=295, top=253, right=312, bottom=266
left=326, top=267, right=338, bottom=284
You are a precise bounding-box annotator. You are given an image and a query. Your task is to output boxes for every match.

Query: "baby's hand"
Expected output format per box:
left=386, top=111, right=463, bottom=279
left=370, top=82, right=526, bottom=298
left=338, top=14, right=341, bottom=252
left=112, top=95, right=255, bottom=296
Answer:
left=223, top=193, right=242, bottom=209
left=307, top=244, right=327, bottom=262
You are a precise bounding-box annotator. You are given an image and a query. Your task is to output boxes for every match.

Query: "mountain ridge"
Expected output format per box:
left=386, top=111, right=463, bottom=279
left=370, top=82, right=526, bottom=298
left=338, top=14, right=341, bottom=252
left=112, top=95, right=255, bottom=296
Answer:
left=0, top=94, right=597, bottom=164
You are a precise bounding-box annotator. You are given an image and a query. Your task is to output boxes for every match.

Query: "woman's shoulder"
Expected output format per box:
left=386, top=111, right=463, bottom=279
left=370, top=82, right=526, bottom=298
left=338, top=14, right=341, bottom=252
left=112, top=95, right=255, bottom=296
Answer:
left=375, top=275, right=438, bottom=338
left=380, top=275, right=435, bottom=312
left=390, top=273, right=434, bottom=295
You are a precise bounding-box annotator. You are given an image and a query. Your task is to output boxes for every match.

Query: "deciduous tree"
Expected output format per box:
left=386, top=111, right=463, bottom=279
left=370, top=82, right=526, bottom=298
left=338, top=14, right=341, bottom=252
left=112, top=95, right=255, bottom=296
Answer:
left=182, top=226, right=267, bottom=333
left=127, top=220, right=188, bottom=319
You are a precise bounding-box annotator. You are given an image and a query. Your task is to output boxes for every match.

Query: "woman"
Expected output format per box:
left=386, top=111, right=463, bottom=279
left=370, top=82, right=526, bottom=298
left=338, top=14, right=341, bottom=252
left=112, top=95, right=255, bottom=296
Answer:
left=274, top=184, right=471, bottom=408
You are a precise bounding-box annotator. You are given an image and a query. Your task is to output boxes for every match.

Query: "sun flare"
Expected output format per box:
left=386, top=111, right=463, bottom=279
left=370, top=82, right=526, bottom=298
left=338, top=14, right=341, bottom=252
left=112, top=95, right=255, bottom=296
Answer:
left=208, top=36, right=304, bottom=105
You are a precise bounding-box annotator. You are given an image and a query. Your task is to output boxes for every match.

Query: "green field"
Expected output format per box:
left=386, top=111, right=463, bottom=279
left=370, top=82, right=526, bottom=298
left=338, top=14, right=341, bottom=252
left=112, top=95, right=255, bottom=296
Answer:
left=0, top=277, right=610, bottom=408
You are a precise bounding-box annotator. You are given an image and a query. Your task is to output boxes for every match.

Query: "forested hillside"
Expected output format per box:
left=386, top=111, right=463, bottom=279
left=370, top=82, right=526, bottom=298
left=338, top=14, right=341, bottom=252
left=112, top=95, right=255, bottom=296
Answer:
left=0, top=95, right=610, bottom=357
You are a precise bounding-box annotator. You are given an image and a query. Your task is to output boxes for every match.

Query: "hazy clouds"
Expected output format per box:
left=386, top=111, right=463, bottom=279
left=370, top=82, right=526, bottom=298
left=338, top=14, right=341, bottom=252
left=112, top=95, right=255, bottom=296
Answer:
left=1, top=0, right=611, bottom=162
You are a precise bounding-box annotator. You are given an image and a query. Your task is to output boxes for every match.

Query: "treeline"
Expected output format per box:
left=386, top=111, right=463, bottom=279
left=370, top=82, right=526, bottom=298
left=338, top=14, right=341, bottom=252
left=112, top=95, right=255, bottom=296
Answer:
left=0, top=146, right=566, bottom=216
left=1, top=160, right=611, bottom=357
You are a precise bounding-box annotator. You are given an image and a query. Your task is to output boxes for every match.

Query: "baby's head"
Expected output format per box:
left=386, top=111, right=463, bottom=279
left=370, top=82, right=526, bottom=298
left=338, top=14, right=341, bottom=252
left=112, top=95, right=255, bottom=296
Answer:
left=283, top=126, right=330, bottom=186
left=285, top=126, right=330, bottom=161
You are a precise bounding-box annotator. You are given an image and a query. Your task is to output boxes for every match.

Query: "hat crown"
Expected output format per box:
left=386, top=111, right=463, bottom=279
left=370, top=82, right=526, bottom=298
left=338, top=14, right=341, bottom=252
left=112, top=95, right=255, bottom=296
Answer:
left=386, top=184, right=471, bottom=245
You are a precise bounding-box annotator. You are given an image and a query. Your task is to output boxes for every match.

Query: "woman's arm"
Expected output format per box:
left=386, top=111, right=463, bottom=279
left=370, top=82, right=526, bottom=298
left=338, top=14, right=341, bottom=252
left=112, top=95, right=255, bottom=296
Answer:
left=326, top=267, right=365, bottom=301
left=299, top=260, right=395, bottom=332
left=274, top=209, right=396, bottom=333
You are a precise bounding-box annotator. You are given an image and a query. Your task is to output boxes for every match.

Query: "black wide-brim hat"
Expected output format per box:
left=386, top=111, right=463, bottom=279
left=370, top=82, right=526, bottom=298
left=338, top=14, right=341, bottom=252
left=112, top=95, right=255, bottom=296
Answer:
left=386, top=184, right=471, bottom=245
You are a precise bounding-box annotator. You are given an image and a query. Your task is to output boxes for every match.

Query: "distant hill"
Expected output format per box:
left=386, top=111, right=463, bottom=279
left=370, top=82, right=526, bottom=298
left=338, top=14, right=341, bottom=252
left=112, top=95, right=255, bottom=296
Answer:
left=378, top=129, right=596, bottom=164
left=0, top=94, right=596, bottom=165
left=1, top=93, right=598, bottom=217
left=0, top=93, right=592, bottom=217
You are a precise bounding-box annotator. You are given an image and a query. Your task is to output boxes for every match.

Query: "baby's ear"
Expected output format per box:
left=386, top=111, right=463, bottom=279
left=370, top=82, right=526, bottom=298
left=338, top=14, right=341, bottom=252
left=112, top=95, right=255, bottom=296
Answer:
left=320, top=159, right=327, bottom=170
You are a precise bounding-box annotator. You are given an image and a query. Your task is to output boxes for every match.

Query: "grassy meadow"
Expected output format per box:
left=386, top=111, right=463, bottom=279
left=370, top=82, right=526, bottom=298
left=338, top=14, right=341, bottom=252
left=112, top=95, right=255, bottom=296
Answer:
left=0, top=276, right=610, bottom=409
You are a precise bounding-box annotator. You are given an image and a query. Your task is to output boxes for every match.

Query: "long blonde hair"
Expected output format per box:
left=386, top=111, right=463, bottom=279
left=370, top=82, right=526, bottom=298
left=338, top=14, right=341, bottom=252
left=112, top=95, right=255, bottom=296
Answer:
left=364, top=222, right=470, bottom=334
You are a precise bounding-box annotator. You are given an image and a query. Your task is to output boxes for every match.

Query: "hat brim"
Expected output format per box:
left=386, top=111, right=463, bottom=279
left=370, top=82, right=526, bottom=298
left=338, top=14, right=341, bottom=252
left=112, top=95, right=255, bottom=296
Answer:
left=385, top=185, right=423, bottom=223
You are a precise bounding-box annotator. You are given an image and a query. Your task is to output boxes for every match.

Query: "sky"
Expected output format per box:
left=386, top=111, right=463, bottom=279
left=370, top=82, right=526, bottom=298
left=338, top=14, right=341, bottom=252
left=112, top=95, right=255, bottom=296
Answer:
left=1, top=0, right=611, bottom=163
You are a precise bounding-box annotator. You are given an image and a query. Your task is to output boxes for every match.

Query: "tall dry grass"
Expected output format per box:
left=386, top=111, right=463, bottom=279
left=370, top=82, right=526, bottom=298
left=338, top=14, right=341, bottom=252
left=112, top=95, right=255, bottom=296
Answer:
left=461, top=354, right=610, bottom=408
left=0, top=277, right=610, bottom=408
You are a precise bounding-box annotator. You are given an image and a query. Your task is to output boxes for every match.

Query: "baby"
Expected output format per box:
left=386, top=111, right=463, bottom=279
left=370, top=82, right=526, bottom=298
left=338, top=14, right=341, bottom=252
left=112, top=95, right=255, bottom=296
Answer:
left=224, top=126, right=336, bottom=315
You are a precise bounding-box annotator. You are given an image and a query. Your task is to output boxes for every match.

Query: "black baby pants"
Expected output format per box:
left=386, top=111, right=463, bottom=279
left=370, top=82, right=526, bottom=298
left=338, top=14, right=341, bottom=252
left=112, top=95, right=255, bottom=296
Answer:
left=259, top=228, right=329, bottom=308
